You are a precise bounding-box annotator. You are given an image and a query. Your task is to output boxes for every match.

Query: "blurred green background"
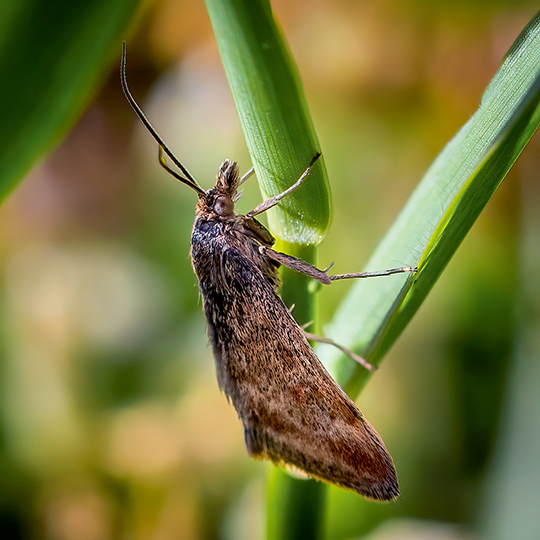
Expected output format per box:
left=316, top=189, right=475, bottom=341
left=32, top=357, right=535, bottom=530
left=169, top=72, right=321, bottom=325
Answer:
left=1, top=1, right=539, bottom=539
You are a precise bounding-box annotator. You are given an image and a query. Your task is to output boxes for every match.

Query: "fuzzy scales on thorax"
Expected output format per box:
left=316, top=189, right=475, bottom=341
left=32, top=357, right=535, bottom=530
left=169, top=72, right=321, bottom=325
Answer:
left=191, top=214, right=281, bottom=292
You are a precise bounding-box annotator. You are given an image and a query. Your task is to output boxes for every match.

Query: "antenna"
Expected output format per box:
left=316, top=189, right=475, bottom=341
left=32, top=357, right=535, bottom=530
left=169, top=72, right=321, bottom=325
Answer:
left=121, top=42, right=205, bottom=196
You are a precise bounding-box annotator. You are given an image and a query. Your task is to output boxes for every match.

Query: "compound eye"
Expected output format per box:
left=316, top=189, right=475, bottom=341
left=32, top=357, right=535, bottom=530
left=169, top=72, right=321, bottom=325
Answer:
left=214, top=196, right=234, bottom=216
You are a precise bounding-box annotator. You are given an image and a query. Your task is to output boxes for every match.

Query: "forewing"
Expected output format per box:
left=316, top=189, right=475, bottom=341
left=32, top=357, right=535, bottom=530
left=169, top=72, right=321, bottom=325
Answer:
left=201, top=246, right=398, bottom=501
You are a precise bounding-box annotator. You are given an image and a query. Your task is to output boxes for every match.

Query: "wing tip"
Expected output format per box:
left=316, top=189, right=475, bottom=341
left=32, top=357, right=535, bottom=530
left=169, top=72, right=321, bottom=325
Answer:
left=354, top=473, right=400, bottom=502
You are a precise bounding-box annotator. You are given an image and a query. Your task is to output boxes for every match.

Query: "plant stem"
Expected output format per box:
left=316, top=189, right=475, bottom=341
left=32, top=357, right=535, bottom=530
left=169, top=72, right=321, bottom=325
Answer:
left=266, top=467, right=326, bottom=540
left=204, top=0, right=331, bottom=538
left=266, top=241, right=326, bottom=540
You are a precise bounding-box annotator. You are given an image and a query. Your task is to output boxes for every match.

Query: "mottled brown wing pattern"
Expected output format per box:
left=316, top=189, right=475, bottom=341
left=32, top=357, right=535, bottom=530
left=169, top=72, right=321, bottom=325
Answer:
left=191, top=218, right=399, bottom=501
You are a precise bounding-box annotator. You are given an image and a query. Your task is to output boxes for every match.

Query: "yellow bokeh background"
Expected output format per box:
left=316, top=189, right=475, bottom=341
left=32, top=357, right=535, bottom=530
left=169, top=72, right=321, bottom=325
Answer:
left=1, top=1, right=539, bottom=539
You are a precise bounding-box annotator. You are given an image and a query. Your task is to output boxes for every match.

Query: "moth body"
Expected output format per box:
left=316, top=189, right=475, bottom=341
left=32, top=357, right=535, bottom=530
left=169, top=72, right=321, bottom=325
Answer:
left=190, top=160, right=399, bottom=501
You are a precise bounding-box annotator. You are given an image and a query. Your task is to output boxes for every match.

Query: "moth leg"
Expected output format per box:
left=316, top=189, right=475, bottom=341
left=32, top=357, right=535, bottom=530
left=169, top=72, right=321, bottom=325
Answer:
left=260, top=245, right=416, bottom=284
left=239, top=167, right=255, bottom=186
left=328, top=266, right=417, bottom=280
left=259, top=246, right=416, bottom=284
left=246, top=153, right=321, bottom=218
left=304, top=331, right=375, bottom=371
left=259, top=246, right=331, bottom=284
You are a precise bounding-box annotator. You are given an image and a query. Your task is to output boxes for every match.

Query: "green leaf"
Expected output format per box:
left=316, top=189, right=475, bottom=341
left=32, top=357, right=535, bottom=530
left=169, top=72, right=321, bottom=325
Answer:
left=0, top=0, right=141, bottom=203
left=204, top=1, right=332, bottom=538
left=204, top=0, right=331, bottom=246
left=319, top=11, right=540, bottom=396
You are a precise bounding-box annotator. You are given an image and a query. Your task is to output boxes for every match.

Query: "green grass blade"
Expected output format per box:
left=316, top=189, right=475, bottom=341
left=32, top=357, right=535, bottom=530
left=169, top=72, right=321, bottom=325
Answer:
left=0, top=0, right=141, bottom=203
left=319, top=11, right=540, bottom=396
left=204, top=0, right=332, bottom=538
left=204, top=0, right=331, bottom=246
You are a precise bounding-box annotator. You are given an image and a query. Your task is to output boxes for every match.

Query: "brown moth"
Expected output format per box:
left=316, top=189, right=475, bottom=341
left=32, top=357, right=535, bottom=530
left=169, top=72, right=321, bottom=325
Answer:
left=121, top=43, right=414, bottom=501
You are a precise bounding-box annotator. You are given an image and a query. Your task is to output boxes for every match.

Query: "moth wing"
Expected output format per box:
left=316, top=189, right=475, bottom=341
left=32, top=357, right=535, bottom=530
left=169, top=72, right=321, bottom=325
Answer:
left=246, top=329, right=398, bottom=501
left=205, top=248, right=398, bottom=501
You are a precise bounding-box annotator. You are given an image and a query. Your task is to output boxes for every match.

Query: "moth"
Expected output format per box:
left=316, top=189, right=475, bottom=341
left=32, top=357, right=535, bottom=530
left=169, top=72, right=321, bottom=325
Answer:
left=121, top=43, right=414, bottom=501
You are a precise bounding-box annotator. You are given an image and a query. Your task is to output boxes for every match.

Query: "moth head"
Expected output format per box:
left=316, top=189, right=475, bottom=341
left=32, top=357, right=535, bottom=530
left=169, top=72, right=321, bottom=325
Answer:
left=213, top=194, right=235, bottom=216
left=197, top=160, right=239, bottom=217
